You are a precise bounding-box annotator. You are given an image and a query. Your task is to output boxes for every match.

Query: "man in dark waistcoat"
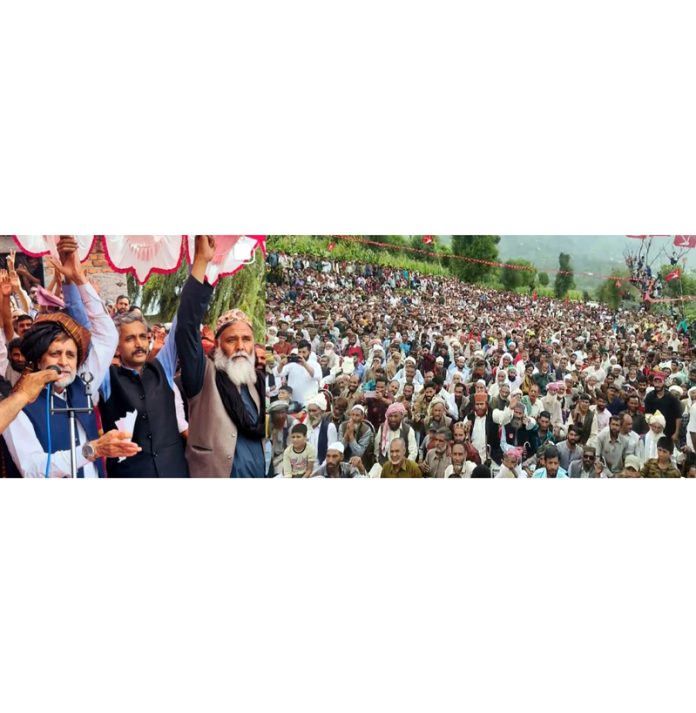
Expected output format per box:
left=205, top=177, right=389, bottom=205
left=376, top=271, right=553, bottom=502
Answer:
left=98, top=311, right=190, bottom=477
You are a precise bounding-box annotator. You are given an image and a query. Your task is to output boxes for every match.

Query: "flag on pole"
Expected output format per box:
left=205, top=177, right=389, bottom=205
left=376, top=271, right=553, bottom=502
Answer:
left=674, top=235, right=696, bottom=248
left=665, top=268, right=681, bottom=282
left=422, top=235, right=434, bottom=245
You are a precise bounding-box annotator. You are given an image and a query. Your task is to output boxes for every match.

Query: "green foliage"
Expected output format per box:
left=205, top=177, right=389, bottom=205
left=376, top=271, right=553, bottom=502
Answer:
left=128, top=249, right=265, bottom=341
left=500, top=259, right=536, bottom=291
left=658, top=264, right=696, bottom=299
left=266, top=236, right=451, bottom=277
left=595, top=270, right=630, bottom=309
left=450, top=235, right=500, bottom=283
left=554, top=252, right=576, bottom=298
left=538, top=272, right=550, bottom=287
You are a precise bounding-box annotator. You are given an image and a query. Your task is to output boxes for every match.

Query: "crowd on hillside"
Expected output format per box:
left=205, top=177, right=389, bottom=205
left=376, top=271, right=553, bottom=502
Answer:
left=265, top=251, right=696, bottom=478
left=0, top=237, right=265, bottom=478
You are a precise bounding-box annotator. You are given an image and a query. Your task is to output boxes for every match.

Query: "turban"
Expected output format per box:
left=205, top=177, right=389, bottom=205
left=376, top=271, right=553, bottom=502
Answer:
left=646, top=411, right=666, bottom=428
left=21, top=313, right=91, bottom=367
left=386, top=402, right=407, bottom=418
left=380, top=402, right=407, bottom=457
left=306, top=393, right=327, bottom=411
left=216, top=309, right=253, bottom=339
left=505, top=446, right=525, bottom=462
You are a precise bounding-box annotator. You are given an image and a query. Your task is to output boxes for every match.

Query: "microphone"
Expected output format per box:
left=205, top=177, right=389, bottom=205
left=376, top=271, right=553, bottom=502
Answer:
left=46, top=365, right=62, bottom=376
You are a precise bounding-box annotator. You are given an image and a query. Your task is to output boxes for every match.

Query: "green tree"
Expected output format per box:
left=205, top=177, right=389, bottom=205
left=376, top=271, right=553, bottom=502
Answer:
left=538, top=272, right=549, bottom=287
left=595, top=271, right=630, bottom=309
left=128, top=249, right=265, bottom=341
left=450, top=235, right=500, bottom=283
left=500, top=259, right=537, bottom=291
left=554, top=252, right=576, bottom=298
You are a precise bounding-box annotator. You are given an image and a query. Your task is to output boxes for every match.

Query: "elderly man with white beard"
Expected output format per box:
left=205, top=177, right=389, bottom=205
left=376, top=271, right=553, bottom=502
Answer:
left=4, top=237, right=141, bottom=477
left=304, top=392, right=338, bottom=466
left=176, top=236, right=265, bottom=477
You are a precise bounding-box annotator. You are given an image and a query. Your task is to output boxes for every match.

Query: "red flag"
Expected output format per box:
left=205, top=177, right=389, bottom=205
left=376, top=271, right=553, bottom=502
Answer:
left=674, top=235, right=696, bottom=248
left=327, top=242, right=336, bottom=252
left=532, top=291, right=538, bottom=301
left=422, top=235, right=434, bottom=245
left=665, top=268, right=681, bottom=282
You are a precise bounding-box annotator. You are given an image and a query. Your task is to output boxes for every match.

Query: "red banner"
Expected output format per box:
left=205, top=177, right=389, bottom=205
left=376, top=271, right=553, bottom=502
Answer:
left=674, top=235, right=696, bottom=248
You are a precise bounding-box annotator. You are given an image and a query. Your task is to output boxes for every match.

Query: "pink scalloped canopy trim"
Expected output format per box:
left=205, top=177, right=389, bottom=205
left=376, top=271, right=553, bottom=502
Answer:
left=11, top=235, right=266, bottom=285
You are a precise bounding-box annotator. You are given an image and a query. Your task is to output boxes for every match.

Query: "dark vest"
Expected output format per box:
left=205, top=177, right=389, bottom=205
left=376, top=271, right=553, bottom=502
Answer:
left=575, top=410, right=594, bottom=444
left=23, top=381, right=104, bottom=478
left=316, top=417, right=330, bottom=464
left=99, top=362, right=189, bottom=478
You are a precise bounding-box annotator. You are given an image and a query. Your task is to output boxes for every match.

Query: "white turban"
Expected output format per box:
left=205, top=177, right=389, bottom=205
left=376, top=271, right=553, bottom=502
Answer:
left=306, top=393, right=328, bottom=411
left=327, top=442, right=344, bottom=455
left=646, top=411, right=666, bottom=428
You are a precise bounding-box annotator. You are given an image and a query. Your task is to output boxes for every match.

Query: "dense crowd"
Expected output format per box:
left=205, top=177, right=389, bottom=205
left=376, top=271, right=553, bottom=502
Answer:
left=265, top=251, right=696, bottom=478
left=0, top=236, right=265, bottom=478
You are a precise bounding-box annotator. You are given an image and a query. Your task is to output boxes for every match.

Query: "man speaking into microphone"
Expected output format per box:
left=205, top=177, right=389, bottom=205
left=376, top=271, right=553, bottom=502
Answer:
left=3, top=237, right=141, bottom=477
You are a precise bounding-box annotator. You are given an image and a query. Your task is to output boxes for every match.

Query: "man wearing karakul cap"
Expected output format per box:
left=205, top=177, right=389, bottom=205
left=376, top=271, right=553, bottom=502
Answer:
left=176, top=236, right=264, bottom=477
left=4, top=237, right=141, bottom=477
left=310, top=442, right=365, bottom=478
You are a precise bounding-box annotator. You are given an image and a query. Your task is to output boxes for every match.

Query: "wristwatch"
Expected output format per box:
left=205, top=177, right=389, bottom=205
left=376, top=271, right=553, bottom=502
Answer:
left=82, top=442, right=97, bottom=461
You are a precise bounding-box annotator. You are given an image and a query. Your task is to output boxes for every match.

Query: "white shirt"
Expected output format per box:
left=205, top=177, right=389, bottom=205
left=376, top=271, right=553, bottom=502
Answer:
left=471, top=415, right=487, bottom=462
left=4, top=283, right=118, bottom=478
left=444, top=462, right=476, bottom=478
left=687, top=401, right=696, bottom=452
left=280, top=360, right=320, bottom=406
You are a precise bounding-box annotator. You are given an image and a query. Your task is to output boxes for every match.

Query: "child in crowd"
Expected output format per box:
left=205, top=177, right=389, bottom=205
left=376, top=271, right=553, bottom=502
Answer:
left=282, top=423, right=316, bottom=478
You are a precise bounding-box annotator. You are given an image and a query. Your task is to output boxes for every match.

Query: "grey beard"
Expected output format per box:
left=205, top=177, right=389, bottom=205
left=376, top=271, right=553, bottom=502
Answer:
left=214, top=348, right=256, bottom=388
left=55, top=371, right=77, bottom=392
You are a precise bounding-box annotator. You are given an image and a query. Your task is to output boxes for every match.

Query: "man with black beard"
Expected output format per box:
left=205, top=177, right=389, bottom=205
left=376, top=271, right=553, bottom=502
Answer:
left=644, top=371, right=682, bottom=443
left=310, top=442, right=365, bottom=478
left=4, top=338, right=26, bottom=387
left=176, top=236, right=265, bottom=477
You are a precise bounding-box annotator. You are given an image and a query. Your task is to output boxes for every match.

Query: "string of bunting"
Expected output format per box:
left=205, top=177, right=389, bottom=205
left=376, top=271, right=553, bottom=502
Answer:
left=317, top=235, right=696, bottom=304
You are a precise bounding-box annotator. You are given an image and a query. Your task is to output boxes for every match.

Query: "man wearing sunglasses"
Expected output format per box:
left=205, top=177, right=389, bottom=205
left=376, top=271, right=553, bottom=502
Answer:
left=568, top=446, right=611, bottom=478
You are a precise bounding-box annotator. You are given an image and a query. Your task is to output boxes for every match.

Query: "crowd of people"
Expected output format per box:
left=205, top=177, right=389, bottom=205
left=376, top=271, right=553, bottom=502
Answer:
left=0, top=236, right=265, bottom=478
left=265, top=251, right=696, bottom=478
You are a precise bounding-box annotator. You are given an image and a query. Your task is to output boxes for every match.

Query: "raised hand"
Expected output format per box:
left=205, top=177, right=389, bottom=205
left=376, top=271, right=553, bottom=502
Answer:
left=0, top=270, right=12, bottom=297
left=57, top=236, right=79, bottom=261
left=194, top=235, right=216, bottom=264
left=191, top=235, right=217, bottom=283
left=47, top=250, right=87, bottom=286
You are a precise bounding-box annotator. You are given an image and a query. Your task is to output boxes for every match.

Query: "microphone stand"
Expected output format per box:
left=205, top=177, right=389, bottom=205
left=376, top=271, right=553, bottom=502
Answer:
left=49, top=372, right=95, bottom=479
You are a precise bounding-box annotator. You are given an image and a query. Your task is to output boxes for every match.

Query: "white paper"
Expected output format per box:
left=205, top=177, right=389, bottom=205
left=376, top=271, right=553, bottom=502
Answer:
left=115, top=410, right=138, bottom=462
